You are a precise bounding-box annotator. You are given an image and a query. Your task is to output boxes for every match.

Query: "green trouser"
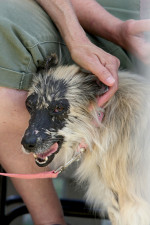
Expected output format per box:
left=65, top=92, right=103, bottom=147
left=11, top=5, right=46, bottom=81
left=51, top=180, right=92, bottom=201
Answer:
left=0, top=0, right=141, bottom=90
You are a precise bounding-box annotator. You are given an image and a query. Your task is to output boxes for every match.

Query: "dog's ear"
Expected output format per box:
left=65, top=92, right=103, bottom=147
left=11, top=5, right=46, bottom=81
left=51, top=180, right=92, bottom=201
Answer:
left=96, top=79, right=109, bottom=96
left=79, top=68, right=109, bottom=97
left=37, top=54, right=58, bottom=72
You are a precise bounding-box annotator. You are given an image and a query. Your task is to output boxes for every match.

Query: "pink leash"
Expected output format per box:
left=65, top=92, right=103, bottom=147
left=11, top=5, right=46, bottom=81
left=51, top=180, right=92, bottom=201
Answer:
left=0, top=170, right=59, bottom=179
left=0, top=147, right=86, bottom=179
left=0, top=148, right=86, bottom=179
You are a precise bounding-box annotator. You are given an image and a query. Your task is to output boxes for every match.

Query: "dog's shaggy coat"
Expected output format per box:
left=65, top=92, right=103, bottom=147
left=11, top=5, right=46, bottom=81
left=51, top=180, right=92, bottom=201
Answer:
left=22, top=56, right=150, bottom=225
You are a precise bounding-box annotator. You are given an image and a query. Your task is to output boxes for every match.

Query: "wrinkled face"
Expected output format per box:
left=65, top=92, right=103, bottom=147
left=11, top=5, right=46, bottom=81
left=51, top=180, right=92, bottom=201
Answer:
left=21, top=65, right=107, bottom=167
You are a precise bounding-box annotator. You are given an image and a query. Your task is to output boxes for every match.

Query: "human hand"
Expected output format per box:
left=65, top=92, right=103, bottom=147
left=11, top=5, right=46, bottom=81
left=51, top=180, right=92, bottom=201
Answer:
left=38, top=0, right=120, bottom=106
left=70, top=40, right=120, bottom=106
left=119, top=19, right=150, bottom=64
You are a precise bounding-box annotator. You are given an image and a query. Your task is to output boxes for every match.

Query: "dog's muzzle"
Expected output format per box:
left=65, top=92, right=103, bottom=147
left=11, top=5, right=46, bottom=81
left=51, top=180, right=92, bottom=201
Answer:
left=21, top=132, right=63, bottom=167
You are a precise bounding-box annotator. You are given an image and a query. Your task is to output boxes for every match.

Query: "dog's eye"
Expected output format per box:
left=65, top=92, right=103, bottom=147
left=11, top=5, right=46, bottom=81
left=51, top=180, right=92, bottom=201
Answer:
left=50, top=99, right=69, bottom=116
left=54, top=104, right=64, bottom=113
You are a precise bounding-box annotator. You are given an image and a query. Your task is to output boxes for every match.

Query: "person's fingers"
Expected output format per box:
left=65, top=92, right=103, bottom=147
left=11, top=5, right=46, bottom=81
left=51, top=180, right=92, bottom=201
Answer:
left=135, top=41, right=150, bottom=64
left=71, top=43, right=119, bottom=106
left=126, top=33, right=150, bottom=64
left=97, top=83, right=117, bottom=107
left=71, top=43, right=119, bottom=86
left=97, top=70, right=118, bottom=106
left=75, top=55, right=116, bottom=86
left=87, top=53, right=120, bottom=86
left=88, top=60, right=115, bottom=86
left=129, top=19, right=150, bottom=35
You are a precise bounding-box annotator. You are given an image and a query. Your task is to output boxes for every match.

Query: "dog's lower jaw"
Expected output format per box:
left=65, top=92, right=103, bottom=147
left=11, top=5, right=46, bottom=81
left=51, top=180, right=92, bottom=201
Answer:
left=22, top=142, right=62, bottom=167
left=33, top=142, right=61, bottom=167
left=34, top=154, right=55, bottom=167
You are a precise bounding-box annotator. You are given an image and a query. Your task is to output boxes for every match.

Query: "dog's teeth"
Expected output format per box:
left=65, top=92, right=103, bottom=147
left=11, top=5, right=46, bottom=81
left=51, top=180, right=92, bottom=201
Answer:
left=35, top=156, right=49, bottom=164
left=33, top=153, right=49, bottom=164
left=44, top=156, right=48, bottom=162
left=33, top=153, right=38, bottom=159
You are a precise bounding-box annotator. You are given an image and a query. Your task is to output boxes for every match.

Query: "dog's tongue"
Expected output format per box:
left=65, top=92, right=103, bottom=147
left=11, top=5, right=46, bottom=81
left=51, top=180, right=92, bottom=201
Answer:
left=35, top=143, right=58, bottom=159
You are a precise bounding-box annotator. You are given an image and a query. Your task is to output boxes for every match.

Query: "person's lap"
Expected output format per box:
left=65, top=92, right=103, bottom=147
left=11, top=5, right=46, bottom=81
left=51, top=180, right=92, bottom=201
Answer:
left=0, top=0, right=141, bottom=91
left=0, top=0, right=72, bottom=90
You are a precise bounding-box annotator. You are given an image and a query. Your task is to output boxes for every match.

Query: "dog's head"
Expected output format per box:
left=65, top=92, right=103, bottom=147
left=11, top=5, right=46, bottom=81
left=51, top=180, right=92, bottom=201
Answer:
left=21, top=55, right=108, bottom=167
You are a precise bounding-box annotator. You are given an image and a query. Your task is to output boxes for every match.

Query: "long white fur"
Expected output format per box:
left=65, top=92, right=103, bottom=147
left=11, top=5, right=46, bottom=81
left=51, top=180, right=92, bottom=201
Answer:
left=30, top=65, right=150, bottom=225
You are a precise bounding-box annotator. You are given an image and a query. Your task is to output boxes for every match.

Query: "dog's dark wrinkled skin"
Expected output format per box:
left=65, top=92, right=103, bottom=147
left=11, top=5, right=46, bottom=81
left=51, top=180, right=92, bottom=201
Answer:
left=21, top=54, right=150, bottom=225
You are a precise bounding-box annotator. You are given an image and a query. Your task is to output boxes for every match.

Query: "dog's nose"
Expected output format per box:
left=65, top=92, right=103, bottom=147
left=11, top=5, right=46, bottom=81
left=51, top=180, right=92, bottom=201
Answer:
left=21, top=136, right=37, bottom=152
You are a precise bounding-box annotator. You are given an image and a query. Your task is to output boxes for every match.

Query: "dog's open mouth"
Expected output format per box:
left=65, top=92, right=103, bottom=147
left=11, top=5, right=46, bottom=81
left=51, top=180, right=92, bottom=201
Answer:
left=33, top=143, right=59, bottom=167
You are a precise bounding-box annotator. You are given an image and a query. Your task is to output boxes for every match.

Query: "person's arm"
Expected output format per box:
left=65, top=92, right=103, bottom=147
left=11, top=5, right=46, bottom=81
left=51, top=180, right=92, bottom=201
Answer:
left=71, top=0, right=150, bottom=64
left=37, top=0, right=88, bottom=51
left=71, top=0, right=123, bottom=46
left=36, top=0, right=120, bottom=106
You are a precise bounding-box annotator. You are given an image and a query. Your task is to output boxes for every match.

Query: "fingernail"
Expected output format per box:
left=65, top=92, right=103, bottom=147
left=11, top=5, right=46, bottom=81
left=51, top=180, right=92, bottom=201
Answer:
left=106, top=76, right=115, bottom=85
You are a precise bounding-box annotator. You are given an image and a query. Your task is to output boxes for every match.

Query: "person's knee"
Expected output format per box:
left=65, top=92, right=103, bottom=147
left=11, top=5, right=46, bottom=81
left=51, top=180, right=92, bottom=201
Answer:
left=0, top=87, right=29, bottom=133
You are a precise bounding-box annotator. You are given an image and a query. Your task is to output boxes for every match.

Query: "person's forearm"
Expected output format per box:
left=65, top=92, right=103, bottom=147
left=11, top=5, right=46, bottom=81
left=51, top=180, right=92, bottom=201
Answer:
left=36, top=0, right=90, bottom=51
left=71, top=0, right=124, bottom=46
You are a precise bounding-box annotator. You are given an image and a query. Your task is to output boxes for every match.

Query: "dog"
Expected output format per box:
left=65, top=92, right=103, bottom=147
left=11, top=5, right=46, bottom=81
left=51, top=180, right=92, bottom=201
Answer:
left=21, top=54, right=150, bottom=225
